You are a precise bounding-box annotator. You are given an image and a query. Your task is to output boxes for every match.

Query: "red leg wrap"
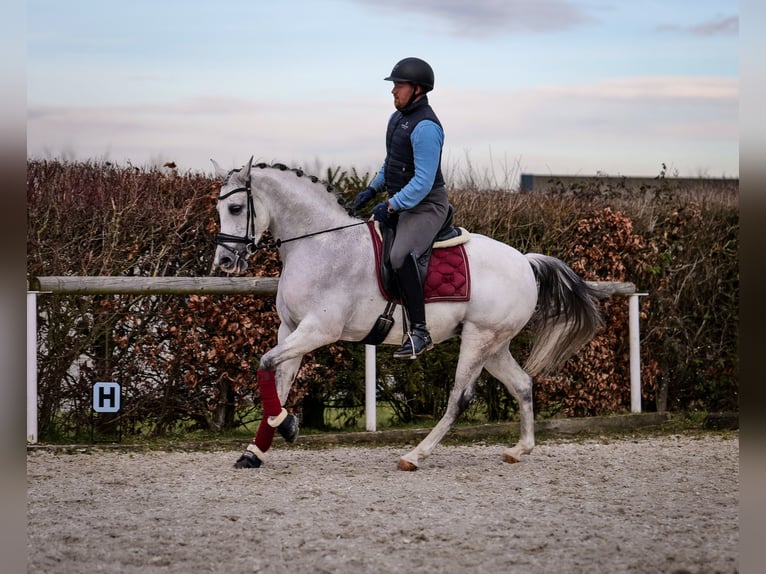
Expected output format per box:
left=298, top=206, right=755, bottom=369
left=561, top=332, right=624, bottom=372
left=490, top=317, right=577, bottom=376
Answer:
left=257, top=369, right=282, bottom=417
left=254, top=369, right=281, bottom=453
left=254, top=418, right=276, bottom=452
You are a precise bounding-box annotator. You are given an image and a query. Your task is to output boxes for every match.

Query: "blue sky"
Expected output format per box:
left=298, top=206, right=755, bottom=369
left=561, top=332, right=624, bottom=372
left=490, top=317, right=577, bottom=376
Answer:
left=27, top=0, right=739, bottom=183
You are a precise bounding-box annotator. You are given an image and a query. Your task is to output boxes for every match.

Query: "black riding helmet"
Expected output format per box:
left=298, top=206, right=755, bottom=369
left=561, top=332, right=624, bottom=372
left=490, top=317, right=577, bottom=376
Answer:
left=384, top=57, right=434, bottom=92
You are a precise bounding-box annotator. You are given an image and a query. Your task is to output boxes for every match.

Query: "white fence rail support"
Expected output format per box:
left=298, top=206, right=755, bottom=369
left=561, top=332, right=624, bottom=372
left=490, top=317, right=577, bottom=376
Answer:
left=365, top=345, right=377, bottom=431
left=27, top=277, right=643, bottom=443
left=585, top=281, right=644, bottom=414
left=629, top=293, right=649, bottom=413
left=27, top=291, right=39, bottom=444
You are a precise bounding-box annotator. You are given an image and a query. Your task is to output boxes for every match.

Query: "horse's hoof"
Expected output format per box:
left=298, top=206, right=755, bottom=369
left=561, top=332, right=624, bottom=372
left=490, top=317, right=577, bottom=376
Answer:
left=233, top=450, right=262, bottom=469
left=503, top=453, right=520, bottom=464
left=397, top=458, right=418, bottom=471
left=277, top=413, right=300, bottom=443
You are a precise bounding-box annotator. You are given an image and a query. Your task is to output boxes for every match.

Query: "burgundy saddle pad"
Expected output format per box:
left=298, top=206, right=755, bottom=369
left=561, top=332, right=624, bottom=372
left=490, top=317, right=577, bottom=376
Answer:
left=366, top=221, right=471, bottom=303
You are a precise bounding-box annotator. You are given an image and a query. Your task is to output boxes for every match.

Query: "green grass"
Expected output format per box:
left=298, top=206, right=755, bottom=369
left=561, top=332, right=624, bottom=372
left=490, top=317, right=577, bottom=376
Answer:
left=34, top=399, right=737, bottom=450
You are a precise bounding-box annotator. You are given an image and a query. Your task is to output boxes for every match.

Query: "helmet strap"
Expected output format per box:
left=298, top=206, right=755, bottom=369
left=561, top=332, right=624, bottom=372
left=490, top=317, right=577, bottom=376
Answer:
left=405, top=85, right=423, bottom=108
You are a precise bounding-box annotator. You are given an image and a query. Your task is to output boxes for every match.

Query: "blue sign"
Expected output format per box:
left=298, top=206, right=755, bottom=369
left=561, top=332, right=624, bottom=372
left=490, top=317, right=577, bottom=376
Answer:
left=93, top=382, right=121, bottom=413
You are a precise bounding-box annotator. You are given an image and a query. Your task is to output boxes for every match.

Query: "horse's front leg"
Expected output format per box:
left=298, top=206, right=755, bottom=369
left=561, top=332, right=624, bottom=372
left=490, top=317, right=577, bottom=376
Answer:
left=271, top=354, right=303, bottom=440
left=271, top=321, right=307, bottom=443
left=234, top=318, right=340, bottom=469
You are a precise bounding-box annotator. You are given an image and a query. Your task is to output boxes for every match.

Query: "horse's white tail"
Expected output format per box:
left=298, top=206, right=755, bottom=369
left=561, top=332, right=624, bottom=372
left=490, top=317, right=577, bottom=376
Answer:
left=524, top=253, right=604, bottom=377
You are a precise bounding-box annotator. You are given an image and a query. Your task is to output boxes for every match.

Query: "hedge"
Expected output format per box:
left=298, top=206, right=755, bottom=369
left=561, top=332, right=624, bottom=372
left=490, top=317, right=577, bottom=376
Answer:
left=27, top=160, right=738, bottom=439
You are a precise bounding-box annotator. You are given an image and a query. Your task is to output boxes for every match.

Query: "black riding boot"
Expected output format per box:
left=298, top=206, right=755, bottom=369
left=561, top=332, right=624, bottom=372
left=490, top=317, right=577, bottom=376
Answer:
left=393, top=253, right=433, bottom=359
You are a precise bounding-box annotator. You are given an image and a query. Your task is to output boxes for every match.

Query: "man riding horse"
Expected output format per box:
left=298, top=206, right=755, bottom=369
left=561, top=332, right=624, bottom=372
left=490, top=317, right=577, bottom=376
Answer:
left=353, top=57, right=449, bottom=359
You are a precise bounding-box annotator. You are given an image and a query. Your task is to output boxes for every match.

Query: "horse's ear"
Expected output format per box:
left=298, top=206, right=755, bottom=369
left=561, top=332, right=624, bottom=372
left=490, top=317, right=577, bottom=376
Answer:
left=239, top=156, right=254, bottom=182
left=210, top=159, right=228, bottom=179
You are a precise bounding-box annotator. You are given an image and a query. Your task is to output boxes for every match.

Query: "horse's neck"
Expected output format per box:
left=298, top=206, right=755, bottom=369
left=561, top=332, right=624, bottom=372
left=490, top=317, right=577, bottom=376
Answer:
left=256, top=171, right=352, bottom=244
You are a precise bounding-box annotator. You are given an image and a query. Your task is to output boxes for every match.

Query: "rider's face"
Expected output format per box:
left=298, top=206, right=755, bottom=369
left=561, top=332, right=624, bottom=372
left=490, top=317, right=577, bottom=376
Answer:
left=392, top=82, right=418, bottom=110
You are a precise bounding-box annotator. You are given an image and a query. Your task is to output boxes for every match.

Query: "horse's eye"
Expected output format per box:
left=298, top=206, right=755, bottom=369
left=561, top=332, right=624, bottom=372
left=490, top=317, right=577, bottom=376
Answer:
left=229, top=204, right=244, bottom=216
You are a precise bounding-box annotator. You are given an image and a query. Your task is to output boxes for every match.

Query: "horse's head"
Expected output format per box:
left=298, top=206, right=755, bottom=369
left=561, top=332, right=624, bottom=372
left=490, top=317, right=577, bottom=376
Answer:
left=212, top=156, right=270, bottom=274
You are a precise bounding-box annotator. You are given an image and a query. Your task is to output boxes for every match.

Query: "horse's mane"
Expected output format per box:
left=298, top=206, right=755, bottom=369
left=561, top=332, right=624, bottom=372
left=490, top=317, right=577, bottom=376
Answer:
left=243, top=161, right=351, bottom=212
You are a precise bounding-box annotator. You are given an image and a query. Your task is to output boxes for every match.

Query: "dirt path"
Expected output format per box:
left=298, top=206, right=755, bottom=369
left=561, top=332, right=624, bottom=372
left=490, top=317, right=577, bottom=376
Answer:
left=27, top=433, right=738, bottom=573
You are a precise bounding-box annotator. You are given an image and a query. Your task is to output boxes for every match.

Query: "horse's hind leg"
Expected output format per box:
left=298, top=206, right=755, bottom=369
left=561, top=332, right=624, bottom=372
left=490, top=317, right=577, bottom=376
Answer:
left=398, top=373, right=481, bottom=471
left=484, top=348, right=535, bottom=463
left=398, top=330, right=488, bottom=471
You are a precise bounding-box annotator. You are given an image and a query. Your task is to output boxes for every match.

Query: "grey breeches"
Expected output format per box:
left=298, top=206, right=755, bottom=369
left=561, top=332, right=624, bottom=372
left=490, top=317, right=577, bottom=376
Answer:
left=390, top=186, right=449, bottom=270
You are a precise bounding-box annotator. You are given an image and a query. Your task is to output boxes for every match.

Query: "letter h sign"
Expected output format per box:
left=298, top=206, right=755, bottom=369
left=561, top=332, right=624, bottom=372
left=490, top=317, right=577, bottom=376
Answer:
left=93, top=382, right=121, bottom=413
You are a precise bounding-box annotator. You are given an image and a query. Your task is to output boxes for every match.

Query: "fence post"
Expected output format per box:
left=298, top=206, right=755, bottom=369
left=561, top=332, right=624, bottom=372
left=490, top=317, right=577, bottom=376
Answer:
left=365, top=345, right=377, bottom=431
left=629, top=293, right=648, bottom=413
left=27, top=291, right=38, bottom=444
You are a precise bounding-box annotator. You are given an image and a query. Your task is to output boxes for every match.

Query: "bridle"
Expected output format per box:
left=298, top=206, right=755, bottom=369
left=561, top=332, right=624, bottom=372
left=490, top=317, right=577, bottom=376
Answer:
left=215, top=173, right=367, bottom=264
left=215, top=175, right=260, bottom=263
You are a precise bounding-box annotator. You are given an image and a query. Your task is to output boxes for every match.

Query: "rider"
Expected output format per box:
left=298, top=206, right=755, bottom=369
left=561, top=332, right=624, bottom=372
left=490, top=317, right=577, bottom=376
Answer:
left=353, top=57, right=449, bottom=359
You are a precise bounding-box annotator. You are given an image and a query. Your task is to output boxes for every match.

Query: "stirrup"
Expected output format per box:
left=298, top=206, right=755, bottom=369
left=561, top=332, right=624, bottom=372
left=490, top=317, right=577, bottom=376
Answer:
left=393, top=327, right=433, bottom=360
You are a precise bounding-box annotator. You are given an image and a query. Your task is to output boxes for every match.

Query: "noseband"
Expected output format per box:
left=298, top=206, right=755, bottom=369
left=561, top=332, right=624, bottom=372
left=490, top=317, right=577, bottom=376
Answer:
left=215, top=175, right=260, bottom=262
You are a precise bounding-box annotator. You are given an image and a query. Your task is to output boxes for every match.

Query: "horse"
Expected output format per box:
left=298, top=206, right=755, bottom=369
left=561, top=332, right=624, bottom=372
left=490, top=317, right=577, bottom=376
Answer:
left=211, top=156, right=603, bottom=470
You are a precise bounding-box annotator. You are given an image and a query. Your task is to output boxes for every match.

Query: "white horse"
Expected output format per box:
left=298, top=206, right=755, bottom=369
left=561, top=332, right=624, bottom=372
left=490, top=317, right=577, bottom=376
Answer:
left=212, top=157, right=603, bottom=470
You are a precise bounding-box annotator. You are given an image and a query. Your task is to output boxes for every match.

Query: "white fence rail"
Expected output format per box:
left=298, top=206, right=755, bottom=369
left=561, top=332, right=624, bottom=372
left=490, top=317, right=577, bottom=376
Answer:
left=26, top=276, right=645, bottom=443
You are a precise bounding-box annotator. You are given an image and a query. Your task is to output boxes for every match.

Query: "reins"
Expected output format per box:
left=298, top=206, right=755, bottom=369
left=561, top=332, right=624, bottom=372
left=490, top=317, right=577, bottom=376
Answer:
left=255, top=221, right=367, bottom=250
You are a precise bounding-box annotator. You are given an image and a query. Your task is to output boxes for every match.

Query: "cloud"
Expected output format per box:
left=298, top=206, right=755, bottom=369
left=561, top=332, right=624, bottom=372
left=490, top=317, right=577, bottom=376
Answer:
left=26, top=96, right=386, bottom=173
left=26, top=75, right=739, bottom=178
left=435, top=75, right=738, bottom=176
left=544, top=76, right=739, bottom=101
left=350, top=0, right=590, bottom=36
left=690, top=15, right=739, bottom=36
left=658, top=15, right=738, bottom=37
left=443, top=75, right=737, bottom=133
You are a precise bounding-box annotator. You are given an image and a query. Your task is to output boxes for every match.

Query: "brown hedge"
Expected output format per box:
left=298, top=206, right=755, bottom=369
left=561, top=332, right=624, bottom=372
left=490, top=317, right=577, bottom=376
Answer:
left=27, top=160, right=737, bottom=439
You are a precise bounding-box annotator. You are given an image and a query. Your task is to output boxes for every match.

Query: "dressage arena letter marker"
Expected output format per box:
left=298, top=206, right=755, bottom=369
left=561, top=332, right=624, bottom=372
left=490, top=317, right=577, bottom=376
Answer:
left=93, top=382, right=121, bottom=413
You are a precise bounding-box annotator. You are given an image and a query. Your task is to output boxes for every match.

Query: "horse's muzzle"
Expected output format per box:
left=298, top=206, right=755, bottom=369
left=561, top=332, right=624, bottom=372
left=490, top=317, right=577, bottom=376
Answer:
left=213, top=245, right=248, bottom=274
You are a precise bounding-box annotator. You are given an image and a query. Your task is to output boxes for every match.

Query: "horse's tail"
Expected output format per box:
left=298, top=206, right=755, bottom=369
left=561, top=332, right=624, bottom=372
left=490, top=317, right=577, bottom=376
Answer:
left=523, top=253, right=604, bottom=377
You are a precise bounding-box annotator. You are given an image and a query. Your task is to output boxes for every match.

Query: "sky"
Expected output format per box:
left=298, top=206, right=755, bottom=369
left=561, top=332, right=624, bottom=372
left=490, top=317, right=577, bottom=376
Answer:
left=26, top=0, right=739, bottom=185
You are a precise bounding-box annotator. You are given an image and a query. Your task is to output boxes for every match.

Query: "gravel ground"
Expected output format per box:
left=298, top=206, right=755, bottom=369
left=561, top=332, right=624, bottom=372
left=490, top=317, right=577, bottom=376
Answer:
left=27, top=433, right=738, bottom=573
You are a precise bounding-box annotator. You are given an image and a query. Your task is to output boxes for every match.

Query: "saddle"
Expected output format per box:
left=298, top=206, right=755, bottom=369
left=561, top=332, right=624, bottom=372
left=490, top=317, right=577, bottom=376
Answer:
left=361, top=206, right=471, bottom=345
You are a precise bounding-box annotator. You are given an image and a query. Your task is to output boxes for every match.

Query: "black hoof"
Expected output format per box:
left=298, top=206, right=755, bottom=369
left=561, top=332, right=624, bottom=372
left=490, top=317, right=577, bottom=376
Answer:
left=277, top=413, right=300, bottom=443
left=233, top=450, right=262, bottom=469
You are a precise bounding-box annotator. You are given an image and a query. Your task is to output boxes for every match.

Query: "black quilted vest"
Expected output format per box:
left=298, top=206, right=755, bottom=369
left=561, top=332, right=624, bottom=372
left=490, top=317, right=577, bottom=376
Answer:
left=384, top=96, right=445, bottom=196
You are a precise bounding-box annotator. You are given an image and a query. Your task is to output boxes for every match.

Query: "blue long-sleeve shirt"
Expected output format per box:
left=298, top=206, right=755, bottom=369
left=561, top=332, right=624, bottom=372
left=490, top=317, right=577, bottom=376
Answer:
left=368, top=118, right=444, bottom=211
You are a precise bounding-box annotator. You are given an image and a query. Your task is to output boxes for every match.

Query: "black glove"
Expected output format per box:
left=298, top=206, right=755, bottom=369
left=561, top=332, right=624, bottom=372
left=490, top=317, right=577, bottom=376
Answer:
left=372, top=201, right=391, bottom=222
left=352, top=186, right=376, bottom=212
